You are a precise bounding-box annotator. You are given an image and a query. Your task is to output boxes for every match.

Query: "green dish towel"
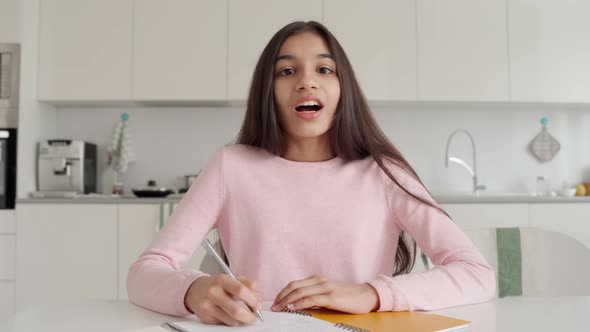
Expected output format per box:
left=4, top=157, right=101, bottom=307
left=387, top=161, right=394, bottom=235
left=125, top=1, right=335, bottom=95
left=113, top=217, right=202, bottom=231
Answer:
left=159, top=203, right=175, bottom=231
left=497, top=227, right=523, bottom=297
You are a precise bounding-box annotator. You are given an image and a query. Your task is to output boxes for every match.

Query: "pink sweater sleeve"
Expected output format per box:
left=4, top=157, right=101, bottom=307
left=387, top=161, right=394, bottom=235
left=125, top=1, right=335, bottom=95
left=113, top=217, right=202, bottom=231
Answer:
left=368, top=166, right=496, bottom=312
left=126, top=149, right=225, bottom=316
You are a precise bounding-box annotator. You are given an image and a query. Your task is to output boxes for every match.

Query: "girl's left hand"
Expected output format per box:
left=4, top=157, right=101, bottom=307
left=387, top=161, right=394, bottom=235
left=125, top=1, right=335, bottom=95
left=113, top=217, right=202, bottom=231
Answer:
left=271, top=274, right=380, bottom=314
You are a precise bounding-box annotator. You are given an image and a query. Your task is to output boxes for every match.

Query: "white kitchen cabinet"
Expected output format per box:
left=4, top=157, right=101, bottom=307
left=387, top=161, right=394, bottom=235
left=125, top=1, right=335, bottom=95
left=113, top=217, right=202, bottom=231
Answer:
left=0, top=211, right=15, bottom=233
left=529, top=204, right=590, bottom=250
left=118, top=203, right=221, bottom=300
left=442, top=203, right=590, bottom=251
left=0, top=281, right=15, bottom=314
left=227, top=0, right=322, bottom=100
left=0, top=212, right=16, bottom=314
left=440, top=204, right=529, bottom=230
left=323, top=0, right=416, bottom=101
left=118, top=204, right=161, bottom=300
left=509, top=0, right=590, bottom=102
left=417, top=0, right=509, bottom=101
left=0, top=235, right=15, bottom=280
left=133, top=0, right=227, bottom=101
left=38, top=0, right=133, bottom=100
left=16, top=204, right=118, bottom=311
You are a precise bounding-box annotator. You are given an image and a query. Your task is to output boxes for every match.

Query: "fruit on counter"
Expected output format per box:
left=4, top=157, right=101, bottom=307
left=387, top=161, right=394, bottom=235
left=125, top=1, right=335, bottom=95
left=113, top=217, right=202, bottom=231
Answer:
left=576, top=183, right=587, bottom=196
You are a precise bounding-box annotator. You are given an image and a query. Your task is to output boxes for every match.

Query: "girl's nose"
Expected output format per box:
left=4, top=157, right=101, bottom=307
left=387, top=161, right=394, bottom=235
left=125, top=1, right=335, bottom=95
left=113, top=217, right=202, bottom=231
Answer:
left=296, top=71, right=319, bottom=90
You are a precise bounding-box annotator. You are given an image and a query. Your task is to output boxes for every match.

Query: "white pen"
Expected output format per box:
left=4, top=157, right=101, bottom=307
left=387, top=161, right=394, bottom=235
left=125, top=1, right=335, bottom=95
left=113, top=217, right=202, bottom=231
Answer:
left=202, top=239, right=264, bottom=322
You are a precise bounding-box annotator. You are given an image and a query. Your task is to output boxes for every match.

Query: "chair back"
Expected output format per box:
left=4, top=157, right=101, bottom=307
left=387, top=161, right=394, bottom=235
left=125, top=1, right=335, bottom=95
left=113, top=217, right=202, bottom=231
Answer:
left=413, top=227, right=590, bottom=297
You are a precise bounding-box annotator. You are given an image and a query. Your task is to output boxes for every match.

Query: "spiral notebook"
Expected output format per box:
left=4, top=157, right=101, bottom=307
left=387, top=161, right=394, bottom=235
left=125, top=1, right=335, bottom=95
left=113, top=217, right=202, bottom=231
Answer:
left=127, top=307, right=469, bottom=332
left=127, top=310, right=344, bottom=332
left=297, top=308, right=470, bottom=332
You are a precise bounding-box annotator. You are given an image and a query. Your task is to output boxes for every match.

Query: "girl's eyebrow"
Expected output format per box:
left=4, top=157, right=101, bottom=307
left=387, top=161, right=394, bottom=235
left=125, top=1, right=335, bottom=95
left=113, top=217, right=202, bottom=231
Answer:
left=275, top=53, right=334, bottom=63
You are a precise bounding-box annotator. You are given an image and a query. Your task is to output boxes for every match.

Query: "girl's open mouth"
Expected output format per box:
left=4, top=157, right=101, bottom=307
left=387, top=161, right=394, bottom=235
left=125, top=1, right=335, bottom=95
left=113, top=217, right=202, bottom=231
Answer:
left=293, top=99, right=324, bottom=120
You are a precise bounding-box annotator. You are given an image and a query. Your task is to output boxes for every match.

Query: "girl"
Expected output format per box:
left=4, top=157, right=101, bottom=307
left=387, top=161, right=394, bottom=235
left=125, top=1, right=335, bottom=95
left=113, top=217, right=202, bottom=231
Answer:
left=127, top=21, right=495, bottom=327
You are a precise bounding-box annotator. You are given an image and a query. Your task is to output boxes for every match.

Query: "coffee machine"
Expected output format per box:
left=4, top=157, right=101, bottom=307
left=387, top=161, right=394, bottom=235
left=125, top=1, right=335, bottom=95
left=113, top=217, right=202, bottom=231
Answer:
left=36, top=140, right=97, bottom=196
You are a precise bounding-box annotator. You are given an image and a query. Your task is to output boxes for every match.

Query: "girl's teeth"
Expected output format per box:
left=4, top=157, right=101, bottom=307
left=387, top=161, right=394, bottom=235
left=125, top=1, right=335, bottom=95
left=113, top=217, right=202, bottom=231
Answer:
left=297, top=101, right=320, bottom=107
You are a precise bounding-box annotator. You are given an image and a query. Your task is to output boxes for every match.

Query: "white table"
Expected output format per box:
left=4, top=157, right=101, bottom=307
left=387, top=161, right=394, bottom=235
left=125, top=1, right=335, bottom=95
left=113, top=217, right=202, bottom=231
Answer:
left=434, top=296, right=590, bottom=331
left=1, top=296, right=589, bottom=332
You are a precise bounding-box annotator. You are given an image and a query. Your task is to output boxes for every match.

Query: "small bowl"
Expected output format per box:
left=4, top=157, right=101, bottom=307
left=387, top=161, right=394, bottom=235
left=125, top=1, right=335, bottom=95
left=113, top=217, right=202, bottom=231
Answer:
left=557, top=188, right=577, bottom=197
left=132, top=189, right=174, bottom=198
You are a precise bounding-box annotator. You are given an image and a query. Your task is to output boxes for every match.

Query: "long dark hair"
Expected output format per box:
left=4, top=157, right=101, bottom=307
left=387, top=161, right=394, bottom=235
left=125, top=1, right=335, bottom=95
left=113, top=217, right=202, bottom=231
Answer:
left=236, top=21, right=446, bottom=276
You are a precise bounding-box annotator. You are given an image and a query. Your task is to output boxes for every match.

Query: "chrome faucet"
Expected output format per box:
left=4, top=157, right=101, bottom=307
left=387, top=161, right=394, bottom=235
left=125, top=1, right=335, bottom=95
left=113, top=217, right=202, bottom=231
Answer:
left=445, top=129, right=486, bottom=195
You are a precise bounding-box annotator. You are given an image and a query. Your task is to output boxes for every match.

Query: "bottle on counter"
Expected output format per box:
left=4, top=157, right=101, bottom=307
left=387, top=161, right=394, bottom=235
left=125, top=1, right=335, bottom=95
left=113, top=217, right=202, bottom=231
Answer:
left=535, top=176, right=551, bottom=197
left=101, top=166, right=117, bottom=195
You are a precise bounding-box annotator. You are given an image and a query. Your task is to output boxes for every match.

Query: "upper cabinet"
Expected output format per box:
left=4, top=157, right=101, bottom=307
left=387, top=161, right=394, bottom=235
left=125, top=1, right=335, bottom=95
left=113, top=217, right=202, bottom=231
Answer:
left=227, top=0, right=322, bottom=101
left=133, top=0, right=227, bottom=101
left=36, top=0, right=590, bottom=104
left=509, top=0, right=590, bottom=103
left=324, top=0, right=417, bottom=101
left=417, top=0, right=509, bottom=101
left=38, top=0, right=133, bottom=101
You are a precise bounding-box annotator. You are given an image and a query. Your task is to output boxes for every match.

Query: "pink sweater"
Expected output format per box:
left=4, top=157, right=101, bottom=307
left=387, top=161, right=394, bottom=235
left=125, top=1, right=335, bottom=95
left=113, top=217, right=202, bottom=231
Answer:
left=127, top=144, right=495, bottom=316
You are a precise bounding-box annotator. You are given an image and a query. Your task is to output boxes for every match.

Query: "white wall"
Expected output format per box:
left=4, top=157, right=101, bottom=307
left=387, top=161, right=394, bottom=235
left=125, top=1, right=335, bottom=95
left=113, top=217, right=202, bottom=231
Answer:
left=52, top=104, right=590, bottom=196
left=54, top=107, right=244, bottom=193
left=16, top=0, right=58, bottom=198
left=372, top=104, right=588, bottom=194
left=0, top=0, right=20, bottom=42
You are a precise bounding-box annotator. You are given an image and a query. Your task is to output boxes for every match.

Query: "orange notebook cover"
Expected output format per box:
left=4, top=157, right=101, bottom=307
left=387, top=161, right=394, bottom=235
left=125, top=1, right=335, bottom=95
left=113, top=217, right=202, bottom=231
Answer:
left=298, top=308, right=470, bottom=332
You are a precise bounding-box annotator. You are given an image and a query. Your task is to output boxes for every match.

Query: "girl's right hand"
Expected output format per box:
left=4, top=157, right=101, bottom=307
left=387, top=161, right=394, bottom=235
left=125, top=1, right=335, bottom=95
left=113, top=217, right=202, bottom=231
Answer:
left=184, top=274, right=262, bottom=326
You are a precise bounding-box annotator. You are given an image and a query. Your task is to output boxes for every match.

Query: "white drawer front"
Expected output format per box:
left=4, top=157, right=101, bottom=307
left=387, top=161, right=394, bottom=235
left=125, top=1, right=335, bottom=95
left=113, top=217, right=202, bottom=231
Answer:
left=0, top=281, right=15, bottom=314
left=0, top=235, right=16, bottom=280
left=0, top=211, right=16, bottom=234
left=440, top=204, right=529, bottom=230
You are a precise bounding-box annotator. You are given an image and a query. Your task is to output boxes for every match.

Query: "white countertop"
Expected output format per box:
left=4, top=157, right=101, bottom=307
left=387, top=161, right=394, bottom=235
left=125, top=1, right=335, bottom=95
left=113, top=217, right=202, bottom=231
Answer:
left=1, top=296, right=588, bottom=331
left=433, top=296, right=590, bottom=331
left=17, top=195, right=183, bottom=204
left=432, top=193, right=589, bottom=204
left=17, top=193, right=590, bottom=204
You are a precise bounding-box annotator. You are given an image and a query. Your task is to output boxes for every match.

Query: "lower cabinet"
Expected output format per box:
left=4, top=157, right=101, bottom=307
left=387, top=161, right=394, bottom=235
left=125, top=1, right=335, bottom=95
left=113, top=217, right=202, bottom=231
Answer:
left=15, top=202, right=221, bottom=310
left=441, top=203, right=590, bottom=250
left=14, top=202, right=589, bottom=313
left=0, top=211, right=16, bottom=233
left=0, top=235, right=16, bottom=313
left=118, top=203, right=221, bottom=300
left=529, top=204, right=590, bottom=251
left=118, top=204, right=161, bottom=300
left=16, top=204, right=118, bottom=311
left=0, top=210, right=16, bottom=314
left=0, top=235, right=15, bottom=281
left=0, top=281, right=15, bottom=314
left=440, top=204, right=530, bottom=229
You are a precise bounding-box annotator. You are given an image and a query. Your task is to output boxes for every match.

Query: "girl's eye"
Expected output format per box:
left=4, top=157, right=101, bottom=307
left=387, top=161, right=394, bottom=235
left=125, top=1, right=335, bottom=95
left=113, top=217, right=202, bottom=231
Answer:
left=279, top=68, right=295, bottom=76
left=319, top=67, right=334, bottom=74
